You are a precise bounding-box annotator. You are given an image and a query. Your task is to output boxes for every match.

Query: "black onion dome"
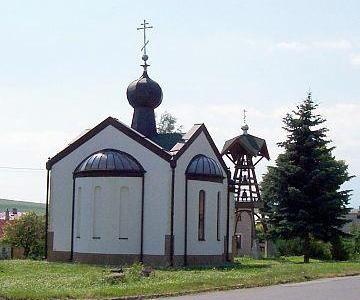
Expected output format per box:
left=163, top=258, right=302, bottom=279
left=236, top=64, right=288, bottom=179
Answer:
left=186, top=154, right=224, bottom=179
left=74, top=149, right=145, bottom=177
left=127, top=71, right=163, bottom=109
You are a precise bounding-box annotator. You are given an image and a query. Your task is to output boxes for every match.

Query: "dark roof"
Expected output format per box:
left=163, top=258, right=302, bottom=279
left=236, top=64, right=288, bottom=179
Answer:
left=150, top=133, right=183, bottom=151
left=221, top=134, right=270, bottom=160
left=46, top=117, right=172, bottom=170
left=170, top=124, right=229, bottom=174
left=186, top=154, right=224, bottom=178
left=74, top=149, right=145, bottom=177
left=127, top=71, right=162, bottom=109
left=46, top=117, right=228, bottom=178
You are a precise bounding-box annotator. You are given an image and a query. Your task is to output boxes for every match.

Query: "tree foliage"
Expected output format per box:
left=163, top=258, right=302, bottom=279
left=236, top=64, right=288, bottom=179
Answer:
left=1, top=212, right=45, bottom=258
left=157, top=111, right=183, bottom=134
left=261, top=93, right=353, bottom=262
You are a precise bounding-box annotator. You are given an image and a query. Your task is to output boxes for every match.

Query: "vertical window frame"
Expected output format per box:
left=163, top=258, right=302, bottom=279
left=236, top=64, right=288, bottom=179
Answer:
left=198, top=190, right=206, bottom=241
left=76, top=187, right=82, bottom=238
left=217, top=191, right=221, bottom=241
left=92, top=186, right=101, bottom=239
left=119, top=186, right=129, bottom=240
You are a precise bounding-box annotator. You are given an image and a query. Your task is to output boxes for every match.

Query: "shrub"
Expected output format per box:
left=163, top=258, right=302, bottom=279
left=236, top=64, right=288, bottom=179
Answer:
left=1, top=212, right=45, bottom=259
left=274, top=238, right=332, bottom=260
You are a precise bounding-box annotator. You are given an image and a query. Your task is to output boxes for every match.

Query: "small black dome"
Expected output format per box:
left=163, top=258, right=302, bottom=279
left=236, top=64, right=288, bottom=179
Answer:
left=127, top=71, right=163, bottom=108
left=186, top=154, right=223, bottom=179
left=74, top=149, right=145, bottom=177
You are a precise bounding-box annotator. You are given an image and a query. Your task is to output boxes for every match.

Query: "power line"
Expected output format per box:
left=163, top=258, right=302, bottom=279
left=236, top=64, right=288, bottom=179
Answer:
left=0, top=166, right=45, bottom=171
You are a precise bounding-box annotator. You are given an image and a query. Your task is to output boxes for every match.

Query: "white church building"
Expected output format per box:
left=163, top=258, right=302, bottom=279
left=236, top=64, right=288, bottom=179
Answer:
left=45, top=22, right=235, bottom=266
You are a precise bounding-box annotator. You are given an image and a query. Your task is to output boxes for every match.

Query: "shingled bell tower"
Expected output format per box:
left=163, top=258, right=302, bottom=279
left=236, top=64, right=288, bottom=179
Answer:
left=221, top=113, right=270, bottom=257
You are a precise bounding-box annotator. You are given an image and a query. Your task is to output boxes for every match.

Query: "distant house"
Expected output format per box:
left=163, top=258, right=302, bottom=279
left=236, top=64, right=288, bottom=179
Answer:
left=0, top=208, right=25, bottom=259
left=343, top=207, right=360, bottom=233
left=0, top=219, right=11, bottom=259
left=0, top=208, right=24, bottom=221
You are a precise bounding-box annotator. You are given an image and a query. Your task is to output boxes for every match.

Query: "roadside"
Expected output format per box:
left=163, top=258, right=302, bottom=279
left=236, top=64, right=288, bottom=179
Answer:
left=159, top=275, right=360, bottom=300
left=0, top=257, right=359, bottom=299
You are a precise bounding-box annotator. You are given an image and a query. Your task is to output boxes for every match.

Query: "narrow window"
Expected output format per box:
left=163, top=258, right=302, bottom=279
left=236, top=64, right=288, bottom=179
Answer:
left=198, top=190, right=205, bottom=241
left=76, top=187, right=82, bottom=238
left=119, top=186, right=129, bottom=239
left=217, top=192, right=221, bottom=241
left=236, top=234, right=242, bottom=249
left=93, top=186, right=101, bottom=239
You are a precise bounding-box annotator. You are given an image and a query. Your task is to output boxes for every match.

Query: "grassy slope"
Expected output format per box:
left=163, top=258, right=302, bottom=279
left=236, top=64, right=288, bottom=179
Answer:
left=0, top=257, right=359, bottom=299
left=0, top=199, right=45, bottom=215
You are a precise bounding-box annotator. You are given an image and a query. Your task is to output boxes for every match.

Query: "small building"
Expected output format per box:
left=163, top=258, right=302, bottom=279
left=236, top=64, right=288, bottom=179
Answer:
left=0, top=220, right=11, bottom=259
left=343, top=207, right=360, bottom=233
left=46, top=25, right=235, bottom=266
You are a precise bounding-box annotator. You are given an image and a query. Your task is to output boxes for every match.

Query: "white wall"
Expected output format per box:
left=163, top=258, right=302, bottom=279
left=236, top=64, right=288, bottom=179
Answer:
left=49, top=124, right=171, bottom=255
left=186, top=180, right=226, bottom=255
left=173, top=131, right=231, bottom=256
left=73, top=177, right=142, bottom=255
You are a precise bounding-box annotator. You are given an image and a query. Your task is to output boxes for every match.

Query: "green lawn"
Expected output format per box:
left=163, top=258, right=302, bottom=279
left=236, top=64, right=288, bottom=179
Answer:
left=0, top=257, right=359, bottom=299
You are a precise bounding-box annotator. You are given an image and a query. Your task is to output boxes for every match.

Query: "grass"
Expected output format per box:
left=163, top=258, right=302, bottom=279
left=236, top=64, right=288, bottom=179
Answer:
left=0, top=199, right=45, bottom=215
left=0, top=257, right=359, bottom=299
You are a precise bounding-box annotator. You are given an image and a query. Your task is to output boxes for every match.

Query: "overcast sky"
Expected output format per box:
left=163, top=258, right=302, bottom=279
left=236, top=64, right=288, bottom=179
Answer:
left=0, top=1, right=359, bottom=208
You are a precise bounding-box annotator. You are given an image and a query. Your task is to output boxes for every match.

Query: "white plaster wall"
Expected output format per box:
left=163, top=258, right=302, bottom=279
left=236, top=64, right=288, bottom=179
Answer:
left=49, top=124, right=171, bottom=255
left=73, top=177, right=142, bottom=254
left=186, top=180, right=226, bottom=255
left=173, top=131, right=231, bottom=256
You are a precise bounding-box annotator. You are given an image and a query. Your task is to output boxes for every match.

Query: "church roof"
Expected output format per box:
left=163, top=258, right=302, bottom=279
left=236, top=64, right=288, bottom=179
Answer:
left=46, top=117, right=228, bottom=176
left=170, top=124, right=228, bottom=174
left=150, top=132, right=183, bottom=151
left=74, top=149, right=145, bottom=177
left=46, top=117, right=172, bottom=169
left=169, top=124, right=202, bottom=153
left=186, top=154, right=224, bottom=179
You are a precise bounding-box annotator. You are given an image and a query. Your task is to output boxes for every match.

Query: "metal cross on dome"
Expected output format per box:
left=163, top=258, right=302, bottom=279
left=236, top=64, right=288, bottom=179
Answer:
left=137, top=19, right=153, bottom=69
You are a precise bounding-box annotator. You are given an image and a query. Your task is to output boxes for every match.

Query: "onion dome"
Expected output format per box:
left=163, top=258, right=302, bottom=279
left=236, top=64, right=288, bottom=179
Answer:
left=186, top=154, right=224, bottom=181
left=74, top=149, right=145, bottom=177
left=127, top=71, right=163, bottom=109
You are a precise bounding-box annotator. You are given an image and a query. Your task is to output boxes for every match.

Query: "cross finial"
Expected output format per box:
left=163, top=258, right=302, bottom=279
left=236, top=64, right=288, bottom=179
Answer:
left=137, top=19, right=153, bottom=71
left=241, top=109, right=249, bottom=134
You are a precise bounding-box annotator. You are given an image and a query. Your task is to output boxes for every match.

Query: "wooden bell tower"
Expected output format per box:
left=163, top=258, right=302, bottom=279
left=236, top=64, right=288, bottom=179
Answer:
left=221, top=118, right=270, bottom=257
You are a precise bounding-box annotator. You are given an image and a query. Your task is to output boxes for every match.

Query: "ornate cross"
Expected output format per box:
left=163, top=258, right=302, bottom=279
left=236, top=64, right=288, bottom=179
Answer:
left=243, top=109, right=247, bottom=125
left=137, top=19, right=153, bottom=59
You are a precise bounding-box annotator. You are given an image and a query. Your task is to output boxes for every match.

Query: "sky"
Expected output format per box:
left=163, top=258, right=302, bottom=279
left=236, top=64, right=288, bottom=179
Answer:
left=0, top=0, right=359, bottom=208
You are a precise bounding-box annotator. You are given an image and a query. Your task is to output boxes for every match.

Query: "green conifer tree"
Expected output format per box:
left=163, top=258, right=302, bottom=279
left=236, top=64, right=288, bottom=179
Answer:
left=261, top=93, right=353, bottom=262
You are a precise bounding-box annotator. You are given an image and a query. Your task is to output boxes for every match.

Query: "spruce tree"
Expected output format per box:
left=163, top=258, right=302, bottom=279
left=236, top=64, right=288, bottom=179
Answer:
left=261, top=93, right=352, bottom=262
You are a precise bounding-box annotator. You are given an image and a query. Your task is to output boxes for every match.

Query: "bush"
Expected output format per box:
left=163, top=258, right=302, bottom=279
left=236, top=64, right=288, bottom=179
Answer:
left=342, top=225, right=360, bottom=260
left=331, top=237, right=351, bottom=261
left=274, top=238, right=332, bottom=260
left=275, top=238, right=304, bottom=257
left=1, top=212, right=45, bottom=259
left=309, top=240, right=332, bottom=261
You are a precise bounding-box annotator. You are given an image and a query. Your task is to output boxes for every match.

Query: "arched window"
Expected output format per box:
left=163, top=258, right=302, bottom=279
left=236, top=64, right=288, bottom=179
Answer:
left=119, top=186, right=129, bottom=239
left=76, top=187, right=82, bottom=238
left=92, top=186, right=101, bottom=239
left=198, top=190, right=205, bottom=241
left=217, top=192, right=221, bottom=241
